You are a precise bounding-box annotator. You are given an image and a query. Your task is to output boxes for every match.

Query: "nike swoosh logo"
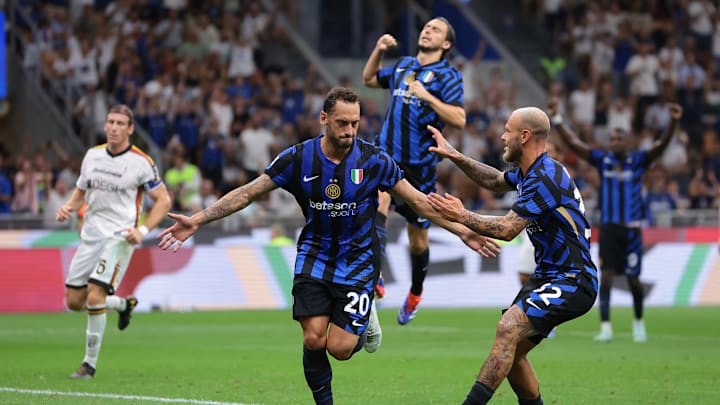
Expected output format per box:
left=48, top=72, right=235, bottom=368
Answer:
left=417, top=218, right=428, bottom=223
left=351, top=320, right=364, bottom=327
left=303, top=175, right=320, bottom=182
left=396, top=68, right=406, bottom=72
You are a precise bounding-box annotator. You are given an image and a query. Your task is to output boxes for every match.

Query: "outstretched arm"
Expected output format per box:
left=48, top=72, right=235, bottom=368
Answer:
left=427, top=125, right=513, bottom=192
left=547, top=98, right=592, bottom=161
left=647, top=103, right=683, bottom=162
left=362, top=34, right=397, bottom=88
left=390, top=179, right=501, bottom=257
left=158, top=174, right=278, bottom=251
left=427, top=192, right=529, bottom=241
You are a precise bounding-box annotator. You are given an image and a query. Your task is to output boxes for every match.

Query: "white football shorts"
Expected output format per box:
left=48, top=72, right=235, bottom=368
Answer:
left=65, top=236, right=135, bottom=294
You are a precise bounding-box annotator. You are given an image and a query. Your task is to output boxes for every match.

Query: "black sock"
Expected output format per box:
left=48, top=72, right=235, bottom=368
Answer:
left=463, top=381, right=494, bottom=405
left=599, top=283, right=611, bottom=322
left=519, top=393, right=543, bottom=405
left=303, top=347, right=333, bottom=404
left=410, top=249, right=429, bottom=296
left=628, top=278, right=644, bottom=319
left=374, top=213, right=387, bottom=274
left=350, top=330, right=367, bottom=357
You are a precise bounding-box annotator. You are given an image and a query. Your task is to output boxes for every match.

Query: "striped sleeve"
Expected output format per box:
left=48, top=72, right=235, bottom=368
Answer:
left=440, top=68, right=464, bottom=106
left=265, top=145, right=297, bottom=188
left=131, top=146, right=163, bottom=191
left=511, top=172, right=559, bottom=220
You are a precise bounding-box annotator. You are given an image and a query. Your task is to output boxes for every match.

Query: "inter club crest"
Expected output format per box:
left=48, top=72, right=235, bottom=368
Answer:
left=350, top=169, right=363, bottom=184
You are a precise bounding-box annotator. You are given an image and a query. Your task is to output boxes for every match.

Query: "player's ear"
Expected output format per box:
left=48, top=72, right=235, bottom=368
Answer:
left=319, top=111, right=328, bottom=126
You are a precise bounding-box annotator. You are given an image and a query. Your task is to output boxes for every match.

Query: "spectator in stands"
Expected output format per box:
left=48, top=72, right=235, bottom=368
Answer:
left=165, top=150, right=202, bottom=213
left=677, top=50, right=706, bottom=132
left=199, top=178, right=219, bottom=210
left=238, top=113, right=276, bottom=181
left=173, top=99, right=203, bottom=160
left=11, top=157, right=40, bottom=214
left=549, top=99, right=682, bottom=343
left=199, top=119, right=227, bottom=188
left=44, top=178, right=72, bottom=229
left=269, top=223, right=294, bottom=247
left=0, top=154, right=11, bottom=215
left=644, top=167, right=677, bottom=226
left=569, top=78, right=596, bottom=126
left=625, top=41, right=660, bottom=132
left=687, top=0, right=715, bottom=60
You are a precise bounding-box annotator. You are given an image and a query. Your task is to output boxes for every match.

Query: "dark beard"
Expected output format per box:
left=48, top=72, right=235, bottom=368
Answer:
left=418, top=45, right=440, bottom=54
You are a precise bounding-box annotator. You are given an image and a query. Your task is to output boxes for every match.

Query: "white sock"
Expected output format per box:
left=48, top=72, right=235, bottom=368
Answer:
left=105, top=296, right=126, bottom=311
left=83, top=306, right=107, bottom=368
left=633, top=319, right=645, bottom=328
left=601, top=321, right=612, bottom=333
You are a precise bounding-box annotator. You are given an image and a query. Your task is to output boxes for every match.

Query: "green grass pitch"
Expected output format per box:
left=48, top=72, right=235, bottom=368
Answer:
left=0, top=306, right=718, bottom=404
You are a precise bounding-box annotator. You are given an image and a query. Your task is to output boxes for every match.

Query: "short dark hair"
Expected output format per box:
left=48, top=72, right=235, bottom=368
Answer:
left=108, top=104, right=135, bottom=127
left=322, top=87, right=360, bottom=115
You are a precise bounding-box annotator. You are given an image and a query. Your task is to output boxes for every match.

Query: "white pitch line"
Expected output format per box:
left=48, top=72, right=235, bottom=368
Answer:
left=0, top=387, right=261, bottom=405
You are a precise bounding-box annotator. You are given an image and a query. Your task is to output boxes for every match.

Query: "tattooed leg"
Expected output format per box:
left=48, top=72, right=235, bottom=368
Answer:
left=477, top=305, right=536, bottom=390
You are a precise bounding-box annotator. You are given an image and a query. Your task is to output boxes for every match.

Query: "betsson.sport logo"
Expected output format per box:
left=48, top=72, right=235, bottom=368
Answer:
left=308, top=200, right=358, bottom=218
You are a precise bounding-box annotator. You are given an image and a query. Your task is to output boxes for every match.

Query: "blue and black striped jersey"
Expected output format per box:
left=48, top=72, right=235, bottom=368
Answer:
left=376, top=56, right=463, bottom=167
left=589, top=150, right=649, bottom=225
left=505, top=153, right=598, bottom=287
left=265, top=136, right=403, bottom=287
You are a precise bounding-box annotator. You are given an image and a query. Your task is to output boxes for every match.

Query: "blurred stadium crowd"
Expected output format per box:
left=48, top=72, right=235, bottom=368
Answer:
left=1, top=0, right=719, bottom=229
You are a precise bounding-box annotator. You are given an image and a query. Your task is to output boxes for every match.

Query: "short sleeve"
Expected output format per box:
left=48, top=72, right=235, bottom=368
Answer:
left=439, top=68, right=464, bottom=107
left=264, top=145, right=296, bottom=188
left=633, top=150, right=650, bottom=170
left=377, top=64, right=394, bottom=90
left=504, top=168, right=521, bottom=188
left=589, top=149, right=605, bottom=169
left=511, top=173, right=559, bottom=220
left=377, top=150, right=403, bottom=191
left=141, top=160, right=163, bottom=192
left=76, top=151, right=90, bottom=190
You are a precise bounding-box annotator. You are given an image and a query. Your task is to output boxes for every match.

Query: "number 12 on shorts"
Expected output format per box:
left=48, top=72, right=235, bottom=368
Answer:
left=526, top=282, right=562, bottom=310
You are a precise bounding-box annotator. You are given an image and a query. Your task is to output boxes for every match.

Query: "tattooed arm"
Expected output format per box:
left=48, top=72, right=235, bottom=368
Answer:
left=427, top=125, right=514, bottom=192
left=391, top=179, right=501, bottom=257
left=158, top=174, right=278, bottom=252
left=427, top=192, right=529, bottom=241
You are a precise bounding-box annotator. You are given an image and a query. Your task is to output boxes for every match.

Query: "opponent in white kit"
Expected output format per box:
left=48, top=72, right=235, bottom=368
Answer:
left=56, top=104, right=171, bottom=378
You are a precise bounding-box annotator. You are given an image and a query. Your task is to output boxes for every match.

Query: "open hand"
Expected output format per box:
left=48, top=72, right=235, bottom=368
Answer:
left=158, top=213, right=198, bottom=252
left=462, top=232, right=501, bottom=258
left=427, top=125, right=460, bottom=159
left=427, top=192, right=465, bottom=222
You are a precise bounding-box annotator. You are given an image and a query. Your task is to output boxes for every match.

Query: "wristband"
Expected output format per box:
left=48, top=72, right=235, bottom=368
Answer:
left=138, top=225, right=149, bottom=237
left=551, top=114, right=563, bottom=126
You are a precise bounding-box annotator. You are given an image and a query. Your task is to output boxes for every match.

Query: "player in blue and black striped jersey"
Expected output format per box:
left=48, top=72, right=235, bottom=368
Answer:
left=549, top=100, right=682, bottom=343
left=427, top=107, right=599, bottom=405
left=158, top=87, right=499, bottom=405
left=363, top=17, right=466, bottom=325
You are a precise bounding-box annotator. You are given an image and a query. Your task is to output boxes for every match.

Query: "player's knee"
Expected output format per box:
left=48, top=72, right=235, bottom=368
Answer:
left=303, top=333, right=327, bottom=351
left=65, top=290, right=86, bottom=311
left=65, top=298, right=85, bottom=311
left=85, top=286, right=107, bottom=308
left=495, top=319, right=516, bottom=340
